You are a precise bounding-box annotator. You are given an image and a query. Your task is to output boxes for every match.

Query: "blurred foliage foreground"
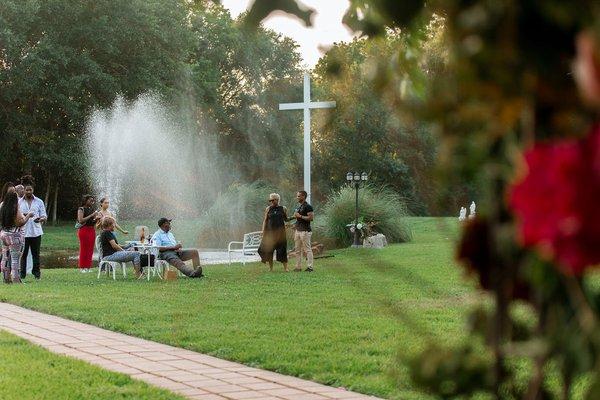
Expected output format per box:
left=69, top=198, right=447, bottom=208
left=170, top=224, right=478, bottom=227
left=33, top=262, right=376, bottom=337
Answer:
left=246, top=0, right=600, bottom=399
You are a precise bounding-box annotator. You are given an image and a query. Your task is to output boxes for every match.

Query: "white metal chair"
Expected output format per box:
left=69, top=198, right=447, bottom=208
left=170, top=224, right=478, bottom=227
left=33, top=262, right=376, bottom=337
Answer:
left=95, top=235, right=127, bottom=280
left=228, top=231, right=263, bottom=266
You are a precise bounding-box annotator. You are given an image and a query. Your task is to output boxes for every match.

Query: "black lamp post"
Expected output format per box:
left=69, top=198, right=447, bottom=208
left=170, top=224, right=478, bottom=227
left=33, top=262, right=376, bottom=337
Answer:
left=346, top=171, right=368, bottom=247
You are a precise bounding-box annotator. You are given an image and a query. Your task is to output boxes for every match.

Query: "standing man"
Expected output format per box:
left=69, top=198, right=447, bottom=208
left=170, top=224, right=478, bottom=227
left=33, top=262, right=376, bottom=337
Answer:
left=19, top=177, right=47, bottom=280
left=152, top=218, right=204, bottom=278
left=293, top=190, right=314, bottom=272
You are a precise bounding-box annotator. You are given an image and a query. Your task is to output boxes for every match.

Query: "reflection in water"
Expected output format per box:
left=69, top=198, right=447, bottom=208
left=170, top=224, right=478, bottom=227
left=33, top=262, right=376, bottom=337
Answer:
left=41, top=250, right=80, bottom=269
left=40, top=250, right=253, bottom=269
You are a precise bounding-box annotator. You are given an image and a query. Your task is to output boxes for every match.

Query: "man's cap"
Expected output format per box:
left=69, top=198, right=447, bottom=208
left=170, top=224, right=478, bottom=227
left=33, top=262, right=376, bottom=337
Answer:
left=158, top=217, right=172, bottom=227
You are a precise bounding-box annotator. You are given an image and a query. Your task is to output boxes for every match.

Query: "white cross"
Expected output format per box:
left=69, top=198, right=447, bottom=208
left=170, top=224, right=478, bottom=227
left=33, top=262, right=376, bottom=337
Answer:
left=279, top=73, right=336, bottom=203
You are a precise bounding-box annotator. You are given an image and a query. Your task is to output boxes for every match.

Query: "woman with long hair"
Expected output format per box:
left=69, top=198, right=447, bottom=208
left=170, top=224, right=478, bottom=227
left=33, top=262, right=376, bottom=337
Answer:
left=0, top=182, right=15, bottom=206
left=95, top=197, right=129, bottom=235
left=77, top=195, right=100, bottom=273
left=1, top=192, right=33, bottom=283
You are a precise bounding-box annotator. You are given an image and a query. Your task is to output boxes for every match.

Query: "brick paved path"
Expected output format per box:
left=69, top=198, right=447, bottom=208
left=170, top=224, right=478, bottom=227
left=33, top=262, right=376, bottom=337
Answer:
left=0, top=303, right=379, bottom=400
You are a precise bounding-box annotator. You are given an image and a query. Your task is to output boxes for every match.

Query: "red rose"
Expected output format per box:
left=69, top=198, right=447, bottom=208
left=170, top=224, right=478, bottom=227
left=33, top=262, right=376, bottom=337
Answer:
left=509, top=124, right=600, bottom=275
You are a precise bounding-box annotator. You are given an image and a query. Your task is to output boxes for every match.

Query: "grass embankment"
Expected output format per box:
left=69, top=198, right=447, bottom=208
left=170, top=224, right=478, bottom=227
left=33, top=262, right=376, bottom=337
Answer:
left=1, top=217, right=474, bottom=399
left=0, top=331, right=185, bottom=400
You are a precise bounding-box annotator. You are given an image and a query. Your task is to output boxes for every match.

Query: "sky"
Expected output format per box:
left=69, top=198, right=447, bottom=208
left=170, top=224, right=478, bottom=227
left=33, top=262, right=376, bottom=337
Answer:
left=220, top=0, right=355, bottom=68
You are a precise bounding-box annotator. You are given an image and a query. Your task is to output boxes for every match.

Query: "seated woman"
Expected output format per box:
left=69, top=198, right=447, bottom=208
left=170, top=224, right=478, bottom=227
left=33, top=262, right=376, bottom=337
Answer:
left=100, top=217, right=141, bottom=277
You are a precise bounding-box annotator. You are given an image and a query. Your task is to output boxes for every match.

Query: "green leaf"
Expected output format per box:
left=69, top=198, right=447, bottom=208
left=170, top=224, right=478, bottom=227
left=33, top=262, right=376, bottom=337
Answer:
left=243, top=0, right=315, bottom=28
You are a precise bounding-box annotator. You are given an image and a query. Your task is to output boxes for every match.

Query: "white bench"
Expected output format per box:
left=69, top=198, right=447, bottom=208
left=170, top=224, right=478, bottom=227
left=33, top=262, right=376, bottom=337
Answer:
left=227, top=231, right=262, bottom=266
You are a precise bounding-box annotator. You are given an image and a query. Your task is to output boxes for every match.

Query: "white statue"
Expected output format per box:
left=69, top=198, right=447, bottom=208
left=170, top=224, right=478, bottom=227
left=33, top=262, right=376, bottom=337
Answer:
left=468, top=201, right=476, bottom=219
left=363, top=234, right=388, bottom=249
left=458, top=207, right=467, bottom=221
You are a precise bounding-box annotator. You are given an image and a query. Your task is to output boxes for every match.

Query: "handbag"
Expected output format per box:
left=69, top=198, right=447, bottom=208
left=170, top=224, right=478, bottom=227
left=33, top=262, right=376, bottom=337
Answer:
left=75, top=207, right=84, bottom=229
left=140, top=254, right=155, bottom=268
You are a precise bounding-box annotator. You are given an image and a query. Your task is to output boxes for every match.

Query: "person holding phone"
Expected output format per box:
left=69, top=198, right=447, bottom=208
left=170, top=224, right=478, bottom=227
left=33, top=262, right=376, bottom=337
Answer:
left=293, top=190, right=314, bottom=272
left=18, top=175, right=47, bottom=280
left=77, top=195, right=101, bottom=273
left=2, top=192, right=34, bottom=283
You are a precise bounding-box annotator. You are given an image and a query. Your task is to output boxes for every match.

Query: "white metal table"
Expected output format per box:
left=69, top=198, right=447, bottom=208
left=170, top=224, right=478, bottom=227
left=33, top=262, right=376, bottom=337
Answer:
left=126, top=241, right=163, bottom=280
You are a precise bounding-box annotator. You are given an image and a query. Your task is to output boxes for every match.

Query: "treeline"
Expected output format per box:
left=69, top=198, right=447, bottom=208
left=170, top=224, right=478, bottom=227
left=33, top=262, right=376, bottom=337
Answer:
left=0, top=0, right=467, bottom=219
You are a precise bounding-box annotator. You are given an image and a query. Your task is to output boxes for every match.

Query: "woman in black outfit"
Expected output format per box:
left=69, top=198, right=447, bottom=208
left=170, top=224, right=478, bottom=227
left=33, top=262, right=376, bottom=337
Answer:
left=258, top=193, right=289, bottom=272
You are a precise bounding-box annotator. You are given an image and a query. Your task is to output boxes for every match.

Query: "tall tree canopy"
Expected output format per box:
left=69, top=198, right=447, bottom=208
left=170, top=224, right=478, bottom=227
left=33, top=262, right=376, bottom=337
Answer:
left=312, top=34, right=438, bottom=214
left=185, top=3, right=304, bottom=190
left=0, top=0, right=191, bottom=214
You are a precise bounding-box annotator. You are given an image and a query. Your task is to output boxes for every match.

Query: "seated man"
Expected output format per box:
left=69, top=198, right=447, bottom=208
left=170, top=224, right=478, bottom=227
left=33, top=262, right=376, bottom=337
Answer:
left=100, top=217, right=141, bottom=276
left=152, top=218, right=203, bottom=278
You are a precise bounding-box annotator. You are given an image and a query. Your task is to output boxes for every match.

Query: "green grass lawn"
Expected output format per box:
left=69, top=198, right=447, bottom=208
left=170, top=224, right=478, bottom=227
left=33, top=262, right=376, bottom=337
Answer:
left=1, top=217, right=475, bottom=399
left=0, top=330, right=185, bottom=400
left=43, top=223, right=80, bottom=250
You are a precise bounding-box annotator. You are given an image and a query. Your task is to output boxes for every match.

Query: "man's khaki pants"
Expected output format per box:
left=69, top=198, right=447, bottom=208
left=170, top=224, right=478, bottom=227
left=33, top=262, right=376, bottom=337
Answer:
left=294, top=231, right=313, bottom=269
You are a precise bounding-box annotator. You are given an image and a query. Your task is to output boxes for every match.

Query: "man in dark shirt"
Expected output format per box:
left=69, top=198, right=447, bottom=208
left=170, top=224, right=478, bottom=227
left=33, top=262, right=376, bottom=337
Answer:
left=293, top=190, right=314, bottom=272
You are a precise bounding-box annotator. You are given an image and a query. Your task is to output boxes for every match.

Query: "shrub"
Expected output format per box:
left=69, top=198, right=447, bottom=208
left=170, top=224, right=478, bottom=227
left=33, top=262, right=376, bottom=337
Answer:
left=197, top=182, right=289, bottom=248
left=320, top=185, right=412, bottom=246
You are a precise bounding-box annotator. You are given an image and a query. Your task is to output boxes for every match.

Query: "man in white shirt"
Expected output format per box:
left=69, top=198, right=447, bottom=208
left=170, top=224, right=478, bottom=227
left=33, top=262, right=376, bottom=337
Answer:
left=19, top=182, right=47, bottom=280
left=152, top=218, right=203, bottom=278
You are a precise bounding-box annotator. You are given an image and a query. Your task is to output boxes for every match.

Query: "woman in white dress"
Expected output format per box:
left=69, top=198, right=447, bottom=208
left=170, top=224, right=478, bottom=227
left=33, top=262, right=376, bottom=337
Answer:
left=95, top=197, right=129, bottom=235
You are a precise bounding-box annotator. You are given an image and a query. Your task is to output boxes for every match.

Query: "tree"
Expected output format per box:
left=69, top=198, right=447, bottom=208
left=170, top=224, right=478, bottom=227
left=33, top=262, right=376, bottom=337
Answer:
left=0, top=0, right=191, bottom=216
left=312, top=34, right=439, bottom=214
left=184, top=3, right=305, bottom=193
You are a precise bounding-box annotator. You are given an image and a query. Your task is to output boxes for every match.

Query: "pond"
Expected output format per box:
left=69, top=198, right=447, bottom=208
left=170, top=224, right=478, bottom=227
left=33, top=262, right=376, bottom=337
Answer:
left=38, top=249, right=260, bottom=269
left=41, top=250, right=79, bottom=269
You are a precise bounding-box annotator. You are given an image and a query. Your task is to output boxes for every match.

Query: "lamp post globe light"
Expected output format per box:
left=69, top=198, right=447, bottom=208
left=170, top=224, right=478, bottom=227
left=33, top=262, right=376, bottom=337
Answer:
left=346, top=171, right=368, bottom=247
